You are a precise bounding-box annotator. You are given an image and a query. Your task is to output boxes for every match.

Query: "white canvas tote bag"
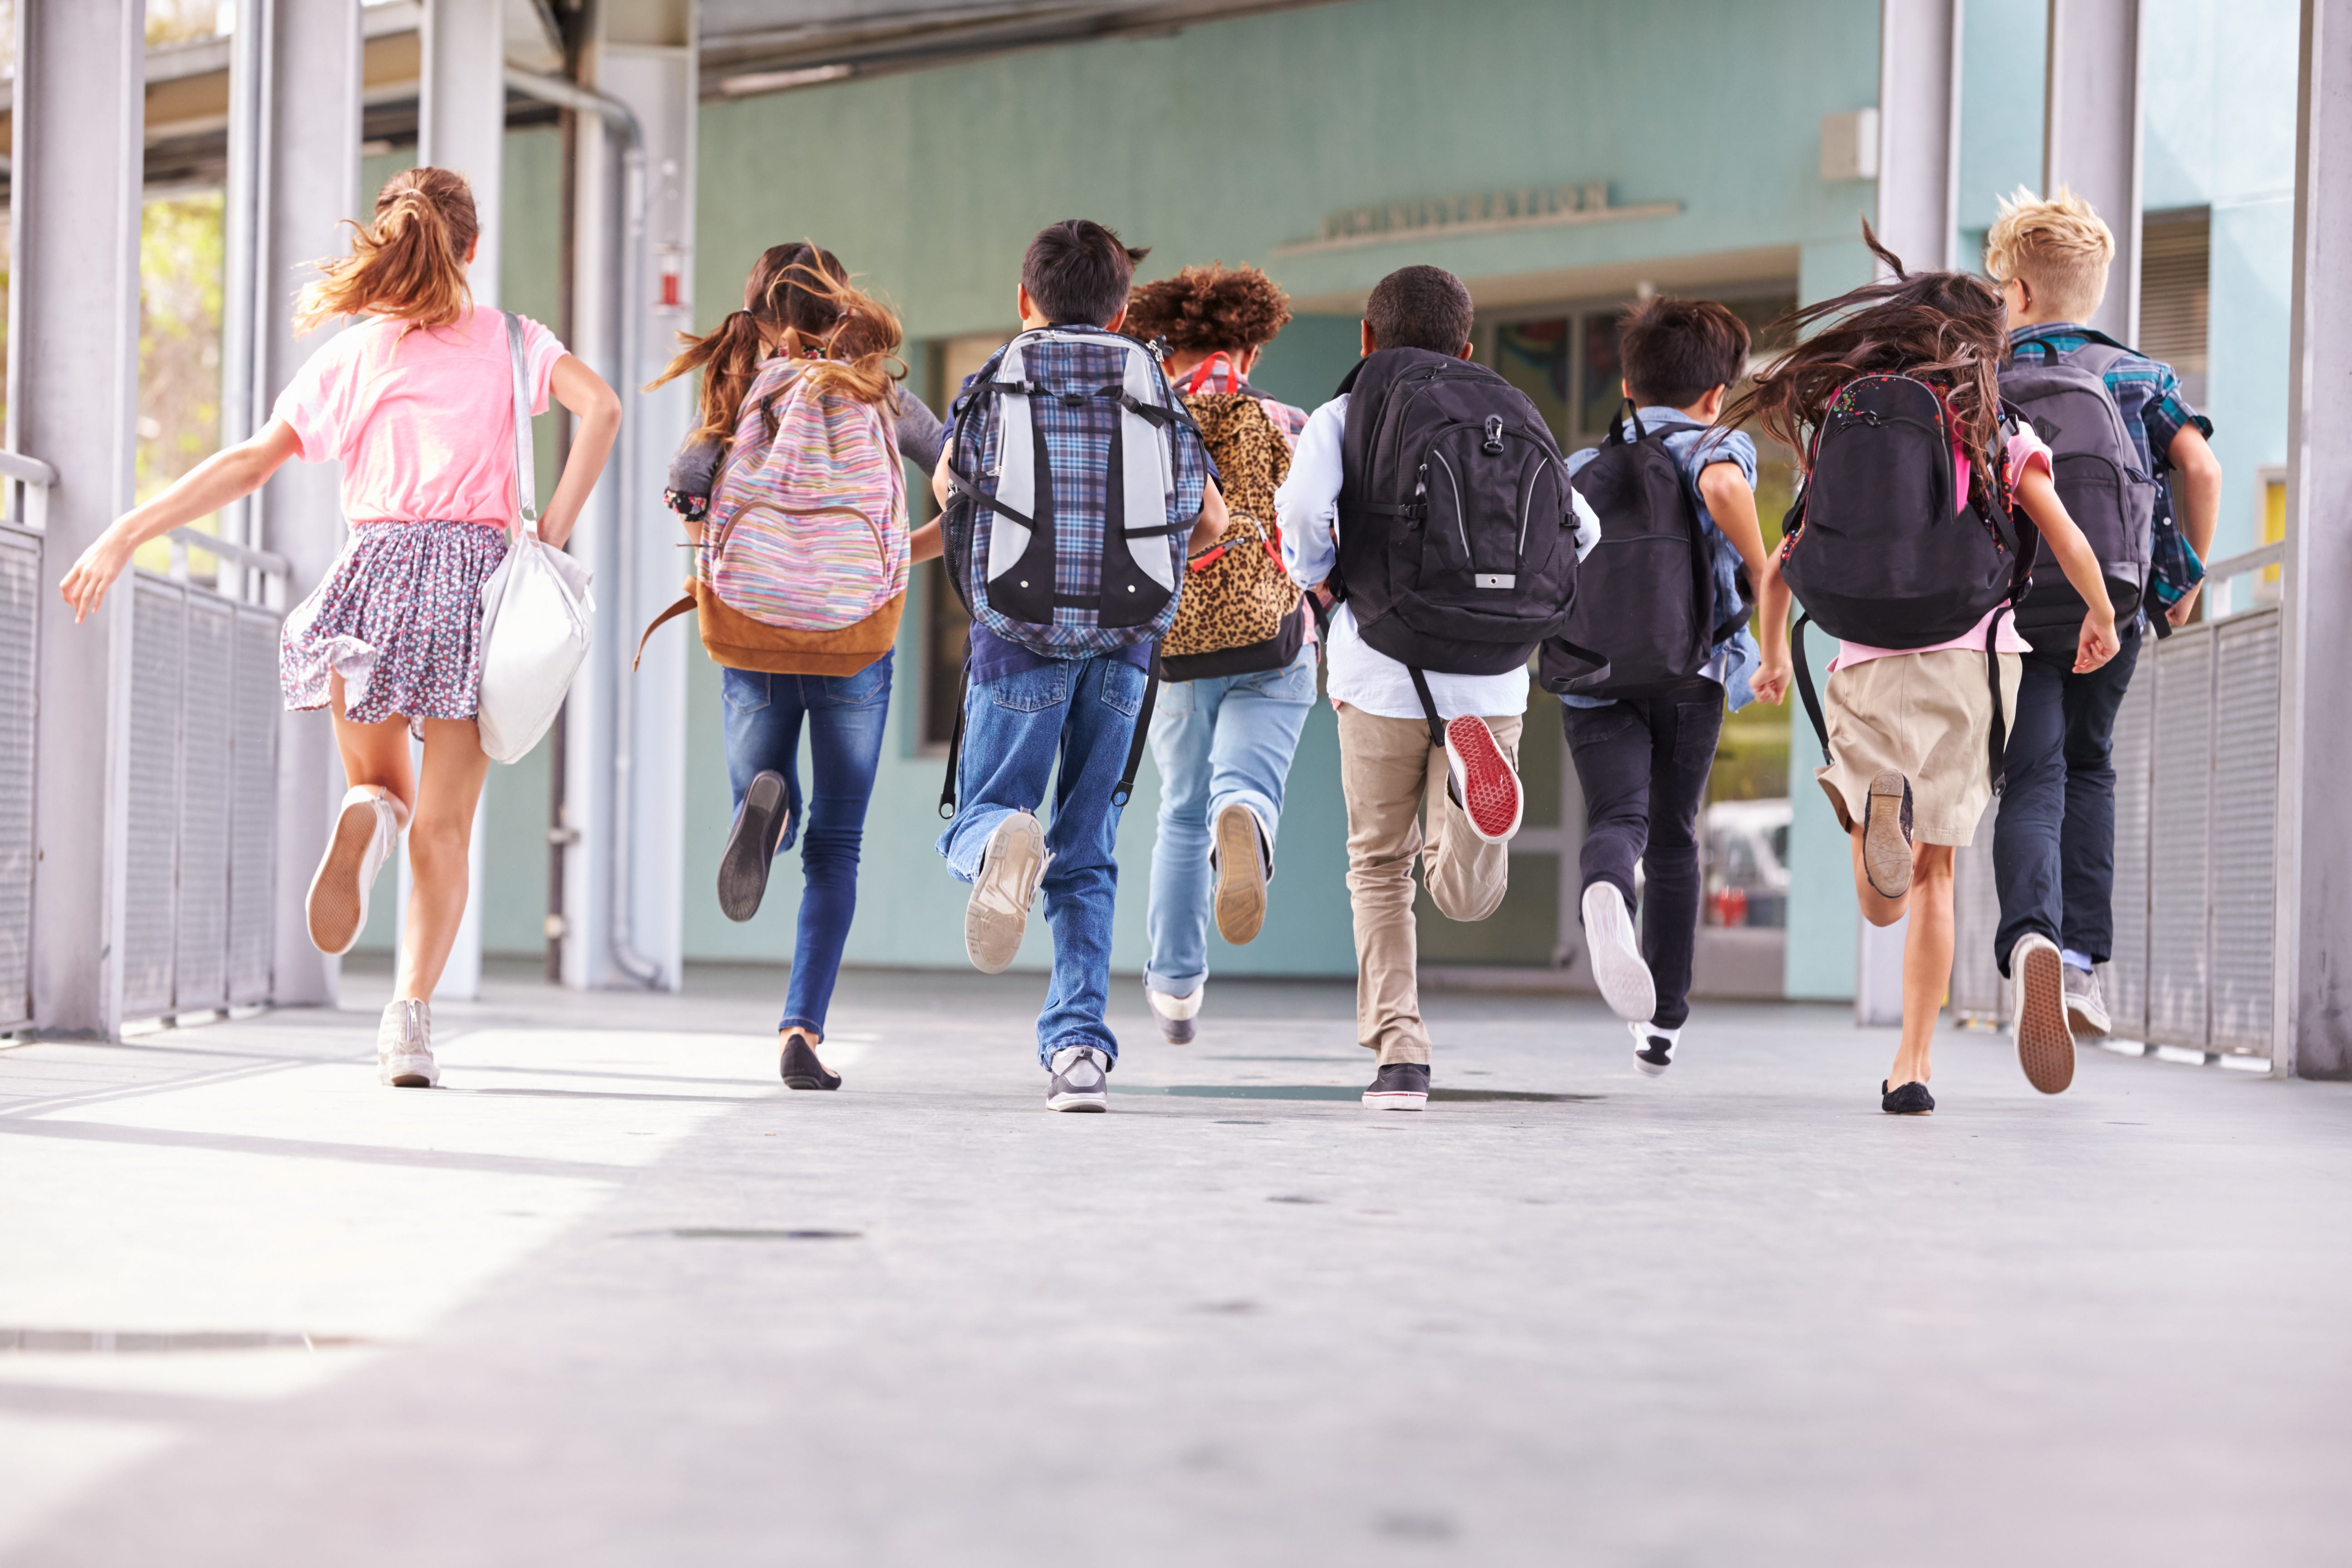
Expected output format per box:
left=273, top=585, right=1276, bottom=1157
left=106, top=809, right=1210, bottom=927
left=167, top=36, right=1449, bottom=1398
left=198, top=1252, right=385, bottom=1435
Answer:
left=475, top=312, right=594, bottom=764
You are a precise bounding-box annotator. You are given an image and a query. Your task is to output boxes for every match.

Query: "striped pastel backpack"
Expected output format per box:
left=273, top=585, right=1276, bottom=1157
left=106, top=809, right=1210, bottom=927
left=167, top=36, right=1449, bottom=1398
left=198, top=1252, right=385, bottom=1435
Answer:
left=637, top=358, right=908, bottom=675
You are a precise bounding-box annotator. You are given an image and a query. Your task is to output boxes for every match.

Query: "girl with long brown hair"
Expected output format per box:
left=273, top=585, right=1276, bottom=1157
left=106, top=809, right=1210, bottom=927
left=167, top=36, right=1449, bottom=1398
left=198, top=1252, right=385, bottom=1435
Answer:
left=645, top=245, right=945, bottom=1093
left=1736, top=225, right=2118, bottom=1114
left=59, top=165, right=622, bottom=1089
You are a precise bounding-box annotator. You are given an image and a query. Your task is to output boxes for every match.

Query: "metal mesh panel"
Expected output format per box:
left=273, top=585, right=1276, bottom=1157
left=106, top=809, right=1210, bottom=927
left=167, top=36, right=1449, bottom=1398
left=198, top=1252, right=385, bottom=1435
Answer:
left=0, top=529, right=38, bottom=1029
left=2210, top=609, right=2282, bottom=1054
left=2104, top=663, right=2156, bottom=1039
left=174, top=599, right=235, bottom=1012
left=2146, top=627, right=2213, bottom=1047
left=1948, top=830, right=2006, bottom=1021
left=123, top=580, right=186, bottom=1018
left=228, top=608, right=279, bottom=1004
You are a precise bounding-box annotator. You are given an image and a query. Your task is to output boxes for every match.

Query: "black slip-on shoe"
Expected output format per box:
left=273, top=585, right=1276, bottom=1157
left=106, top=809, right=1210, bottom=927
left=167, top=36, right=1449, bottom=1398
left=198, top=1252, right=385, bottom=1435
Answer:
left=1881, top=1078, right=1935, bottom=1115
left=779, top=1032, right=840, bottom=1091
left=719, top=771, right=790, bottom=923
left=1363, top=1061, right=1430, bottom=1110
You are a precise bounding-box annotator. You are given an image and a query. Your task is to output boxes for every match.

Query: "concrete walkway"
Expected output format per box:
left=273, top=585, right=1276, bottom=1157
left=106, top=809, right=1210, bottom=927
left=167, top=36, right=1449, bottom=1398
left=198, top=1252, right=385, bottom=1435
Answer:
left=2, top=962, right=2348, bottom=1566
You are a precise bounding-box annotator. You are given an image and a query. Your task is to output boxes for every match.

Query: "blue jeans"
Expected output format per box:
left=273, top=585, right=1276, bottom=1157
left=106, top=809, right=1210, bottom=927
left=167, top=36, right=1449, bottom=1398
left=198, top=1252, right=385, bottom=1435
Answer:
left=935, top=654, right=1146, bottom=1066
left=721, top=653, right=892, bottom=1037
left=1142, top=642, right=1318, bottom=995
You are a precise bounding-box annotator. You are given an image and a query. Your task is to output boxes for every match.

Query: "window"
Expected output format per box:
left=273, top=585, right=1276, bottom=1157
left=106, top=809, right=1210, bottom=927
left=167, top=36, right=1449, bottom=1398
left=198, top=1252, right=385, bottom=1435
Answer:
left=2141, top=207, right=2210, bottom=408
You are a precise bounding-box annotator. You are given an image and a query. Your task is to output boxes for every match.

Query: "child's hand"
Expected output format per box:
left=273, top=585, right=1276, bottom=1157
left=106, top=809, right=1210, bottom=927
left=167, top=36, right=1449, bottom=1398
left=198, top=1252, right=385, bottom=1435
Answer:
left=59, top=532, right=133, bottom=625
left=2074, top=611, right=2120, bottom=673
left=1751, top=654, right=1792, bottom=706
left=2165, top=582, right=2203, bottom=626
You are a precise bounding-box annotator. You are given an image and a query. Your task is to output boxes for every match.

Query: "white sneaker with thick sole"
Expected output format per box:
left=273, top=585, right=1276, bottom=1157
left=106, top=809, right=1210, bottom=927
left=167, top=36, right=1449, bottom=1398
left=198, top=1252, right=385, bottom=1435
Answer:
left=1582, top=881, right=1657, bottom=1022
left=2009, top=932, right=2075, bottom=1094
left=965, top=810, right=1051, bottom=974
left=1631, top=1020, right=1680, bottom=1078
left=1145, top=981, right=1204, bottom=1044
left=377, top=998, right=438, bottom=1088
left=308, top=786, right=407, bottom=956
left=1046, top=1045, right=1110, bottom=1112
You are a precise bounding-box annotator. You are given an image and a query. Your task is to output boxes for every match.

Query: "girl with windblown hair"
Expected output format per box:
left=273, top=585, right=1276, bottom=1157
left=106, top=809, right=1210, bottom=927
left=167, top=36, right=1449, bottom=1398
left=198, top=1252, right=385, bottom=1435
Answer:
left=60, top=166, right=622, bottom=1089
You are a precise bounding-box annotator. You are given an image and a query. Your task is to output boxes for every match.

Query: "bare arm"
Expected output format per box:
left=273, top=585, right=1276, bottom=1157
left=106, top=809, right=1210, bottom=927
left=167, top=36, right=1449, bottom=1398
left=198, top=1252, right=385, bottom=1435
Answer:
left=909, top=520, right=944, bottom=564
left=2014, top=464, right=2120, bottom=672
left=931, top=441, right=956, bottom=511
left=1696, top=463, right=1769, bottom=582
left=1187, top=477, right=1230, bottom=554
left=59, top=420, right=304, bottom=624
left=1751, top=549, right=1792, bottom=706
left=2163, top=423, right=2224, bottom=626
left=539, top=354, right=620, bottom=551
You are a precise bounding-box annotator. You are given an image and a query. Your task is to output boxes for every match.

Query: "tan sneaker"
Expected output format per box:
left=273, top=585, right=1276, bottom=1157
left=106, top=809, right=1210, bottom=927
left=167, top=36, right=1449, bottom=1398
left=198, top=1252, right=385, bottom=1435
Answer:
left=964, top=810, right=1049, bottom=975
left=1211, top=803, right=1271, bottom=945
left=2009, top=933, right=2076, bottom=1094
left=308, top=786, right=407, bottom=956
left=1861, top=769, right=1914, bottom=899
left=377, top=998, right=438, bottom=1088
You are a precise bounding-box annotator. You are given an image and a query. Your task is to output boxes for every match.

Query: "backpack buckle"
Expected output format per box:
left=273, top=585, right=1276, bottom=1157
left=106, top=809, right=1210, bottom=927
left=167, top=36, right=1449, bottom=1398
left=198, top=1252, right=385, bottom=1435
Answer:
left=1483, top=415, right=1505, bottom=454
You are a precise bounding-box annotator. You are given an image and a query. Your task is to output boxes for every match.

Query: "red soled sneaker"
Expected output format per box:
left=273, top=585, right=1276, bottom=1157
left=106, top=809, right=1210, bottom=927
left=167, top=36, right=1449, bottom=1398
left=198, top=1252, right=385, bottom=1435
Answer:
left=1443, top=716, right=1522, bottom=844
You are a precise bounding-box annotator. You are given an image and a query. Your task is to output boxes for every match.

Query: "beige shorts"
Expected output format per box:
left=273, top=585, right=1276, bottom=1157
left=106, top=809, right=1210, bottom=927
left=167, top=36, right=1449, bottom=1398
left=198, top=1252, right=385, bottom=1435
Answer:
left=1814, top=648, right=2022, bottom=848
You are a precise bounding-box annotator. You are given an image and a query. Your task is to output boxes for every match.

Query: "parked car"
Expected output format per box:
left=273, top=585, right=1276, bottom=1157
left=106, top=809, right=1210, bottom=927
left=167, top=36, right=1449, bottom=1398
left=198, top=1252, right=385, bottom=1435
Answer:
left=1704, top=799, right=1791, bottom=927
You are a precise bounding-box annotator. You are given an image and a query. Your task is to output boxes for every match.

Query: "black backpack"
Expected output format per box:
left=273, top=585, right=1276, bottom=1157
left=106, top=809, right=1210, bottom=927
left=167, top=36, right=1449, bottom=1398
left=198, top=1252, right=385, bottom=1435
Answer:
left=1997, top=336, right=2158, bottom=651
left=1780, top=373, right=2035, bottom=786
left=1330, top=347, right=1588, bottom=742
left=1539, top=402, right=1749, bottom=700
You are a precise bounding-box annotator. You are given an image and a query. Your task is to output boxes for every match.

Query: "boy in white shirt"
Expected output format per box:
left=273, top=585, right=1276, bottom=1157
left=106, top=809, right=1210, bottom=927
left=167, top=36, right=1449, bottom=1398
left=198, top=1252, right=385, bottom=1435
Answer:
left=1279, top=265, right=1600, bottom=1109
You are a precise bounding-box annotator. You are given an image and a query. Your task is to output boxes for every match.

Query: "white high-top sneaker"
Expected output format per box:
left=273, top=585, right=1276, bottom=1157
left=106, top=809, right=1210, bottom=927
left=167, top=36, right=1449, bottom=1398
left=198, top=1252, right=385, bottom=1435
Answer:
left=308, top=786, right=407, bottom=956
left=377, top=998, right=438, bottom=1088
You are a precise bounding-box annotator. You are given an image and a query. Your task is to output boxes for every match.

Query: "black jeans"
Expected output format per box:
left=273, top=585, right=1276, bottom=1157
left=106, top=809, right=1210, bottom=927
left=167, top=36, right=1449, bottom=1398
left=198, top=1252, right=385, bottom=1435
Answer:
left=1563, top=677, right=1725, bottom=1029
left=1992, top=622, right=2144, bottom=975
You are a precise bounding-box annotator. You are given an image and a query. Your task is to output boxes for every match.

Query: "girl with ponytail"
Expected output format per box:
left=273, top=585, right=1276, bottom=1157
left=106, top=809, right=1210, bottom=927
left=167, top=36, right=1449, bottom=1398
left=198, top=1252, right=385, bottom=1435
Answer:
left=644, top=245, right=947, bottom=1093
left=59, top=165, right=623, bottom=1091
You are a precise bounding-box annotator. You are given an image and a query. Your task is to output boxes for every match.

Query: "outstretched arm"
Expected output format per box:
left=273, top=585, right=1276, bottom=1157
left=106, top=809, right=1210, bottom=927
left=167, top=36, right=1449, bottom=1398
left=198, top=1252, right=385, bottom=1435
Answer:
left=1751, top=549, right=1792, bottom=706
left=2013, top=464, right=2119, bottom=672
left=538, top=354, right=620, bottom=550
left=59, top=420, right=304, bottom=624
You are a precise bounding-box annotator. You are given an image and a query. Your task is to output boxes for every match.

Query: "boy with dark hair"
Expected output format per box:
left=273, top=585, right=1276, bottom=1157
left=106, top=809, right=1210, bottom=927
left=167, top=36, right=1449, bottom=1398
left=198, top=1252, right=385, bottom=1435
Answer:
left=1280, top=264, right=1598, bottom=1109
left=931, top=219, right=1227, bottom=1111
left=1987, top=189, right=2222, bottom=1053
left=1557, top=297, right=1771, bottom=1077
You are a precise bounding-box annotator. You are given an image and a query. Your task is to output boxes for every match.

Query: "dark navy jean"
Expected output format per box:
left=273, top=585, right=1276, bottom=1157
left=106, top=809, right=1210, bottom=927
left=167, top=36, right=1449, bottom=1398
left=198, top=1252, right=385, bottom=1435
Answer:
left=1992, top=623, right=2143, bottom=975
left=935, top=653, right=1146, bottom=1067
left=721, top=652, right=893, bottom=1037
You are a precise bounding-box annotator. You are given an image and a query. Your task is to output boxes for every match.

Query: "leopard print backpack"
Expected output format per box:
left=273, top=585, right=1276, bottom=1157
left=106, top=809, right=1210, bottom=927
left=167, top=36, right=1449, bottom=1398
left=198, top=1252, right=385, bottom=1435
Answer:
left=1160, top=391, right=1307, bottom=681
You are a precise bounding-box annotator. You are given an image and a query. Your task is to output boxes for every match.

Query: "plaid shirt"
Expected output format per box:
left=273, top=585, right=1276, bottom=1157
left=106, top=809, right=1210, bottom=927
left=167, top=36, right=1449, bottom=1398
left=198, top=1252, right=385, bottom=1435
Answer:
left=1176, top=351, right=1310, bottom=445
left=2006, top=324, right=2212, bottom=478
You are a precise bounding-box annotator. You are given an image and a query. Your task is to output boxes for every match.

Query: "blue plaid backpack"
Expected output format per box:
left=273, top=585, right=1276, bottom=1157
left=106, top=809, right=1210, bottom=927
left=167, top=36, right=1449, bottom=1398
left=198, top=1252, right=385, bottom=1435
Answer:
left=938, top=326, right=1209, bottom=657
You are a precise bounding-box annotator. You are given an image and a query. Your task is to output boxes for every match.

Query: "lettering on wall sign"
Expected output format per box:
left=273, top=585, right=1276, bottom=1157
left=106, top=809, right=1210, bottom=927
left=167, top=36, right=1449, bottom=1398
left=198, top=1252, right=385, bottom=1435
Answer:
left=1273, top=181, right=1681, bottom=257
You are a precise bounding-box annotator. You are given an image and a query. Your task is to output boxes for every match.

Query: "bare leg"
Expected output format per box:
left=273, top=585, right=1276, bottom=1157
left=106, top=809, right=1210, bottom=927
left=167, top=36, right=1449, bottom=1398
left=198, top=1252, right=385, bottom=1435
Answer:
left=1849, top=830, right=1957, bottom=1088
left=327, top=674, right=417, bottom=815
left=393, top=716, right=491, bottom=1003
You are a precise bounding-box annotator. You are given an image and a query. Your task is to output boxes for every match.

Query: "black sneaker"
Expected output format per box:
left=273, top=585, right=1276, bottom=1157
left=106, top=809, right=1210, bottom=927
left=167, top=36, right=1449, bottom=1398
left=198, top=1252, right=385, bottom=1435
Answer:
left=718, top=771, right=790, bottom=923
left=1881, top=1078, right=1935, bottom=1114
left=1046, top=1045, right=1110, bottom=1112
left=1362, top=1061, right=1429, bottom=1110
left=779, top=1031, right=839, bottom=1091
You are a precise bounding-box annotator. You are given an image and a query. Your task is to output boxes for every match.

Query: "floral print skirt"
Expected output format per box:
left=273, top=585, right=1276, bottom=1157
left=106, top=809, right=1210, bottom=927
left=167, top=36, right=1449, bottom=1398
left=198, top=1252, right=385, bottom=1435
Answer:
left=280, top=519, right=510, bottom=735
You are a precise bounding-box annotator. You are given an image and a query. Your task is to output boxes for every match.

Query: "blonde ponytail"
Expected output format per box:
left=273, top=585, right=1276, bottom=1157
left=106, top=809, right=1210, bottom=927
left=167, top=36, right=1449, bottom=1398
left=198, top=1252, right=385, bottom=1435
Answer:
left=294, top=165, right=479, bottom=335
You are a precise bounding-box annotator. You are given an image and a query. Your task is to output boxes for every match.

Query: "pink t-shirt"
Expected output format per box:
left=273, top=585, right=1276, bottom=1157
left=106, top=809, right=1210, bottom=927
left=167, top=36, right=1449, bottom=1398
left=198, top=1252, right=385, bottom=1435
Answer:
left=273, top=307, right=567, bottom=527
left=1828, top=422, right=2053, bottom=672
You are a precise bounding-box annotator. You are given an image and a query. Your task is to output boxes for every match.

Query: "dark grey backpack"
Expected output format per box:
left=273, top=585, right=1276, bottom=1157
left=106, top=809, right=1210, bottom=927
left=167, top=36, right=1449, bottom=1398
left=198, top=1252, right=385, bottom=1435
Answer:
left=1998, top=339, right=2159, bottom=650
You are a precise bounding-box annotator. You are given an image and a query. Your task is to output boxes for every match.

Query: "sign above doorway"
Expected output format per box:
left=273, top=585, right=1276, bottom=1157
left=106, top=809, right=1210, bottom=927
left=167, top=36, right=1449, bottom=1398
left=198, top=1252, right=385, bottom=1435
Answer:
left=1273, top=181, right=1681, bottom=257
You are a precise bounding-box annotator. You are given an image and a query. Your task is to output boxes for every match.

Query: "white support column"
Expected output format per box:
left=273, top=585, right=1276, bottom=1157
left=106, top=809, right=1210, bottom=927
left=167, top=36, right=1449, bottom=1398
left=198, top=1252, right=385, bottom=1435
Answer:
left=405, top=0, right=509, bottom=1003
left=1876, top=0, right=1965, bottom=273
left=2044, top=0, right=2145, bottom=344
left=2278, top=0, right=2352, bottom=1078
left=555, top=0, right=694, bottom=992
left=12, top=0, right=145, bottom=1038
left=253, top=0, right=363, bottom=1009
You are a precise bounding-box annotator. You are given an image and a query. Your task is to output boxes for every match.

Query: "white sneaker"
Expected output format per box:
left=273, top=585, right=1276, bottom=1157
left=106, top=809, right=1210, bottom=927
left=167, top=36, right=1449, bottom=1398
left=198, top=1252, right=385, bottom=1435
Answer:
left=2009, top=933, right=2075, bottom=1094
left=1631, top=1020, right=1680, bottom=1078
left=1145, top=981, right=1204, bottom=1044
left=1046, top=1044, right=1110, bottom=1112
left=308, top=785, right=407, bottom=956
left=965, top=810, right=1051, bottom=974
left=377, top=998, right=438, bottom=1088
left=1582, top=882, right=1656, bottom=1022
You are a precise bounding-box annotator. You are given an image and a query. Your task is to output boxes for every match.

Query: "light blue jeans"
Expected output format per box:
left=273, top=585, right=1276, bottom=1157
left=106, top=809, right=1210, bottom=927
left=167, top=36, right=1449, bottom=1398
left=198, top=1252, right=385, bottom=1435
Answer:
left=1143, top=641, right=1318, bottom=997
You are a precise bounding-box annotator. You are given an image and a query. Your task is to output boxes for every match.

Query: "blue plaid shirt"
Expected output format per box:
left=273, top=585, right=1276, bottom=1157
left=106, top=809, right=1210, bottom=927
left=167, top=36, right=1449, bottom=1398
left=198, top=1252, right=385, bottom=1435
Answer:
left=2005, top=324, right=2211, bottom=479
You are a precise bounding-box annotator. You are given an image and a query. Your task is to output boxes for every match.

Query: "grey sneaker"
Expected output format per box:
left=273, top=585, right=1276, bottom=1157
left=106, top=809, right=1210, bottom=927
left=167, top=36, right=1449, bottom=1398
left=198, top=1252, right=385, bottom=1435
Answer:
left=1046, top=1044, right=1110, bottom=1112
left=377, top=999, right=438, bottom=1088
left=1362, top=1061, right=1429, bottom=1110
left=965, top=810, right=1050, bottom=974
left=717, top=769, right=790, bottom=923
left=2009, top=932, right=2075, bottom=1094
left=1144, top=982, right=1202, bottom=1044
left=2063, top=965, right=2112, bottom=1036
left=1862, top=769, right=1915, bottom=899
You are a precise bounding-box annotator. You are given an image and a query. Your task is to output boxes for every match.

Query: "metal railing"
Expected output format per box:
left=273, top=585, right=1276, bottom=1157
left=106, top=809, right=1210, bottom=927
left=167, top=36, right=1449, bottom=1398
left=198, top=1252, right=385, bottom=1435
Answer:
left=0, top=452, right=55, bottom=1030
left=1951, top=546, right=2285, bottom=1065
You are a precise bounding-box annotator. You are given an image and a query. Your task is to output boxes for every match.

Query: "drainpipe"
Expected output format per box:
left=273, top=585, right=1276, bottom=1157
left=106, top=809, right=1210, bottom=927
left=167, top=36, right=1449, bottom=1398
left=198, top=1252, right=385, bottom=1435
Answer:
left=504, top=67, right=662, bottom=990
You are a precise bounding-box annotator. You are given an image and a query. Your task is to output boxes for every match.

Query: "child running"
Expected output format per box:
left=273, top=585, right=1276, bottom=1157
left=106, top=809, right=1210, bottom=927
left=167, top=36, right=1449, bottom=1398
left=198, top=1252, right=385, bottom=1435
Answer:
left=1120, top=264, right=1315, bottom=1044
left=648, top=246, right=940, bottom=1092
left=1742, top=228, right=2119, bottom=1113
left=59, top=166, right=620, bottom=1088
left=1551, top=298, right=1771, bottom=1076
left=931, top=220, right=1225, bottom=1111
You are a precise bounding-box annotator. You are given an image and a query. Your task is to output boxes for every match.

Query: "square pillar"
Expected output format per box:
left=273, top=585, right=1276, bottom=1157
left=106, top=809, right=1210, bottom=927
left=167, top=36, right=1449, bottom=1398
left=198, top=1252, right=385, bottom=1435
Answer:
left=2044, top=0, right=2145, bottom=343
left=1877, top=0, right=1965, bottom=273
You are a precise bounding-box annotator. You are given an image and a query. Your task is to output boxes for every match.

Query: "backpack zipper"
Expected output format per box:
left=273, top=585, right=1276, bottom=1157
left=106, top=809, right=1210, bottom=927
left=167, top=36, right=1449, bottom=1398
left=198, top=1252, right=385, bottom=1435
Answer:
left=1431, top=450, right=1470, bottom=560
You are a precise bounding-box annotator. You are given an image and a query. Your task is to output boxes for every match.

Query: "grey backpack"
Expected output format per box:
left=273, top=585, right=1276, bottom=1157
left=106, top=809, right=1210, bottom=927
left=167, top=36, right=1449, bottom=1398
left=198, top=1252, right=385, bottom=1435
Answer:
left=1998, top=339, right=2159, bottom=649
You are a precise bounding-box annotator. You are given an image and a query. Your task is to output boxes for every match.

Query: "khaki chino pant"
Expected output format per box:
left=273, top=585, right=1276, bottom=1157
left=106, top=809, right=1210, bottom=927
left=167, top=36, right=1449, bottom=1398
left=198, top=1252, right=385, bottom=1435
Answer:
left=1336, top=705, right=1522, bottom=1066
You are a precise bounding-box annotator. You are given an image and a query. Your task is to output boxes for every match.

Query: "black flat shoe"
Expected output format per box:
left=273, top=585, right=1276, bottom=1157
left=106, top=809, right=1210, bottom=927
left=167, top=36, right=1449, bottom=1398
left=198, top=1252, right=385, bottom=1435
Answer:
left=718, top=771, right=790, bottom=923
left=1881, top=1078, right=1935, bottom=1115
left=780, top=1032, right=841, bottom=1091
